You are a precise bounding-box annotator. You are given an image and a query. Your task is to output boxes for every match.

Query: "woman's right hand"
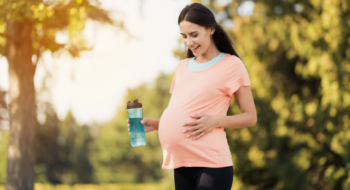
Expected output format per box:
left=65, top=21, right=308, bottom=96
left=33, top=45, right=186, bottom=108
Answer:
left=127, top=118, right=157, bottom=135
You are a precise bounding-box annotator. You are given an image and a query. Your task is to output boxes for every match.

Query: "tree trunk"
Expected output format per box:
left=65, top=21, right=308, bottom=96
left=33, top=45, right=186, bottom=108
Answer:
left=5, top=21, right=37, bottom=190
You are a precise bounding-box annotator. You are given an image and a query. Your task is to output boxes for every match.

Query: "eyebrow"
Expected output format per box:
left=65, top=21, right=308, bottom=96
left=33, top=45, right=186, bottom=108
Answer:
left=180, top=31, right=198, bottom=35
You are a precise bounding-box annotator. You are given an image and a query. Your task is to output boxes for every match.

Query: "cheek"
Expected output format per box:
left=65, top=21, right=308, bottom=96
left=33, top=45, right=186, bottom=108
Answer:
left=197, top=36, right=207, bottom=47
left=194, top=39, right=201, bottom=46
left=203, top=36, right=212, bottom=48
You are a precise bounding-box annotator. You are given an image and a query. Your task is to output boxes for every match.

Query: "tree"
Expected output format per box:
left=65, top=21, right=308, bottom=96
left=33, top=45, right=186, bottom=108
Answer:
left=187, top=0, right=350, bottom=189
left=0, top=0, right=121, bottom=189
left=0, top=89, right=7, bottom=124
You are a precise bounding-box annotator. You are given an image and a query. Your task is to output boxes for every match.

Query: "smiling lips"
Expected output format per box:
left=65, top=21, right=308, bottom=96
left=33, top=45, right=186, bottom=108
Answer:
left=191, top=45, right=200, bottom=51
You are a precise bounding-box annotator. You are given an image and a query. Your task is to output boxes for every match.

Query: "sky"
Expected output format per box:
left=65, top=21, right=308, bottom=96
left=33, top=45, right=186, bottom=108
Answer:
left=0, top=0, right=191, bottom=125
left=0, top=0, right=254, bottom=126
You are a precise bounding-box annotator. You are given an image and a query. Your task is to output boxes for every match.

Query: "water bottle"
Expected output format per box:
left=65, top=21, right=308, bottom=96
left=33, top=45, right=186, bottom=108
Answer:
left=126, top=99, right=146, bottom=147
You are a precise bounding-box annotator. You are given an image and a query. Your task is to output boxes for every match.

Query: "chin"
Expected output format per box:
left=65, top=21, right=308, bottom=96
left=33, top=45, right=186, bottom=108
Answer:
left=192, top=52, right=202, bottom=57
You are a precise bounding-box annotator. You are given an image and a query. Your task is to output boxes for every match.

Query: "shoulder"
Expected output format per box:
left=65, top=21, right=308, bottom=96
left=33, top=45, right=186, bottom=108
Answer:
left=174, top=58, right=191, bottom=69
left=220, top=54, right=245, bottom=70
left=179, top=57, right=191, bottom=64
left=222, top=54, right=244, bottom=66
left=221, top=54, right=249, bottom=78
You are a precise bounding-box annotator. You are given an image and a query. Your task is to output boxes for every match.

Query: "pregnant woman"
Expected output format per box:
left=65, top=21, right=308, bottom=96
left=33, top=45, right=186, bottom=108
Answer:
left=127, top=3, right=257, bottom=190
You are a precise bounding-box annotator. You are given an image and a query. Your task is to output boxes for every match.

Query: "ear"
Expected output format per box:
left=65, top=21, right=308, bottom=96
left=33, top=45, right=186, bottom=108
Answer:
left=210, top=26, right=216, bottom=35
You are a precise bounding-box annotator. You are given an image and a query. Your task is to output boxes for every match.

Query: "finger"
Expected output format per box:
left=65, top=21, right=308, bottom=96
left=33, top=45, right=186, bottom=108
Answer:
left=127, top=119, right=129, bottom=123
left=193, top=132, right=204, bottom=140
left=141, top=118, right=149, bottom=124
left=182, top=121, right=200, bottom=126
left=186, top=128, right=202, bottom=137
left=190, top=114, right=204, bottom=118
left=183, top=125, right=201, bottom=133
left=127, top=124, right=130, bottom=127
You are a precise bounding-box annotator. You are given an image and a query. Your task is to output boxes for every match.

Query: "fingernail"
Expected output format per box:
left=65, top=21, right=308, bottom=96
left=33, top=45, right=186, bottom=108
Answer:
left=182, top=123, right=185, bottom=125
left=183, top=130, right=186, bottom=132
left=187, top=135, right=190, bottom=137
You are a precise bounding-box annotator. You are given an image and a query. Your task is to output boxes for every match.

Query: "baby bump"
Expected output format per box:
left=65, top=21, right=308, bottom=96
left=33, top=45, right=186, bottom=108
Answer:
left=158, top=109, right=218, bottom=156
left=158, top=110, right=190, bottom=147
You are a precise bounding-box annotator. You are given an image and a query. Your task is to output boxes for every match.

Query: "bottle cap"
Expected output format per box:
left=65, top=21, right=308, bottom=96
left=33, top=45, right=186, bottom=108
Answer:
left=126, top=99, right=142, bottom=109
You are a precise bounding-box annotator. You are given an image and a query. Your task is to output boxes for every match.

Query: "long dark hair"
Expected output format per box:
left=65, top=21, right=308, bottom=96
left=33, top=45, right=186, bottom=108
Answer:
left=178, top=3, right=240, bottom=59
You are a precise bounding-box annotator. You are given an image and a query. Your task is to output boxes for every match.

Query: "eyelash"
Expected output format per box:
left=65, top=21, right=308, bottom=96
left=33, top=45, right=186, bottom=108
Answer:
left=183, top=35, right=198, bottom=39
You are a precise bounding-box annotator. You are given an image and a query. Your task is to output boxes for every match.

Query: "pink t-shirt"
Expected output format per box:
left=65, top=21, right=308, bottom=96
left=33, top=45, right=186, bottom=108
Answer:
left=158, top=53, right=251, bottom=169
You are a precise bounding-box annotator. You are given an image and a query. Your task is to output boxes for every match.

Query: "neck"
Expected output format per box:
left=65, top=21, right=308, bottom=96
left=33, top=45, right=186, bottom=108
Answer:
left=194, top=44, right=221, bottom=63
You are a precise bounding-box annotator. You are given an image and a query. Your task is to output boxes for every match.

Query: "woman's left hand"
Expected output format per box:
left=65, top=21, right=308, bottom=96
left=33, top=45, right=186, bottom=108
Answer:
left=182, top=114, right=220, bottom=141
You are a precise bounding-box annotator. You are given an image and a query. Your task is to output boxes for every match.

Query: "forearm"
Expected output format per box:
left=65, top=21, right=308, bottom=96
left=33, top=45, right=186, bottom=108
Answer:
left=153, top=119, right=160, bottom=130
left=216, top=112, right=257, bottom=129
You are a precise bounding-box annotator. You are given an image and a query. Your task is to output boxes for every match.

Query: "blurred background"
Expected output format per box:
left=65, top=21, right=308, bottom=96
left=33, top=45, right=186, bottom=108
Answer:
left=0, top=0, right=349, bottom=189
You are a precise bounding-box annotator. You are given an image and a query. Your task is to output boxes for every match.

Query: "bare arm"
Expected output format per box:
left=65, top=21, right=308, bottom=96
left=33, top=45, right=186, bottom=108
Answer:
left=217, top=86, right=257, bottom=129
left=146, top=119, right=160, bottom=130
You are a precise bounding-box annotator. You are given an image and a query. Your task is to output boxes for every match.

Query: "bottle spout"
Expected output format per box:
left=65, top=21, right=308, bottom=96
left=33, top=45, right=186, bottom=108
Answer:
left=126, top=99, right=142, bottom=109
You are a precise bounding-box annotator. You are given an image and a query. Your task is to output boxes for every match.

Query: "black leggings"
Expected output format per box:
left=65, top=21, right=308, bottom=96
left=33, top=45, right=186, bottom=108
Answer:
left=174, top=166, right=234, bottom=190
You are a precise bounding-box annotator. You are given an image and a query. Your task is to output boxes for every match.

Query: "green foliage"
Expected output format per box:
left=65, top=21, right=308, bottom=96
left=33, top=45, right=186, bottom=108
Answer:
left=90, top=72, right=174, bottom=184
left=181, top=0, right=350, bottom=189
left=0, top=0, right=118, bottom=58
left=35, top=107, right=94, bottom=184
left=0, top=88, right=7, bottom=184
left=0, top=130, right=8, bottom=184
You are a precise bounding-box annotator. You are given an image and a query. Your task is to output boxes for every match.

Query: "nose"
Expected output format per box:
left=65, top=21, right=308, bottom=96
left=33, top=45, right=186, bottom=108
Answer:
left=186, top=38, right=194, bottom=47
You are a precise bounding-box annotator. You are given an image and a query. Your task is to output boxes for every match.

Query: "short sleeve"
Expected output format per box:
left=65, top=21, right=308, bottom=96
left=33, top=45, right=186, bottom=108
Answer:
left=224, top=58, right=251, bottom=97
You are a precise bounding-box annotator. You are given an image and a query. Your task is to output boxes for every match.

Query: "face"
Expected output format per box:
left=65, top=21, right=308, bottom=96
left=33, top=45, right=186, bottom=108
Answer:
left=179, top=20, right=215, bottom=57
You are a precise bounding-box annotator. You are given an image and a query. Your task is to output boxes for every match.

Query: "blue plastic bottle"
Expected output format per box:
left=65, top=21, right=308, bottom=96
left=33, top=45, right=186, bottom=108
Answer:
left=126, top=99, right=146, bottom=147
